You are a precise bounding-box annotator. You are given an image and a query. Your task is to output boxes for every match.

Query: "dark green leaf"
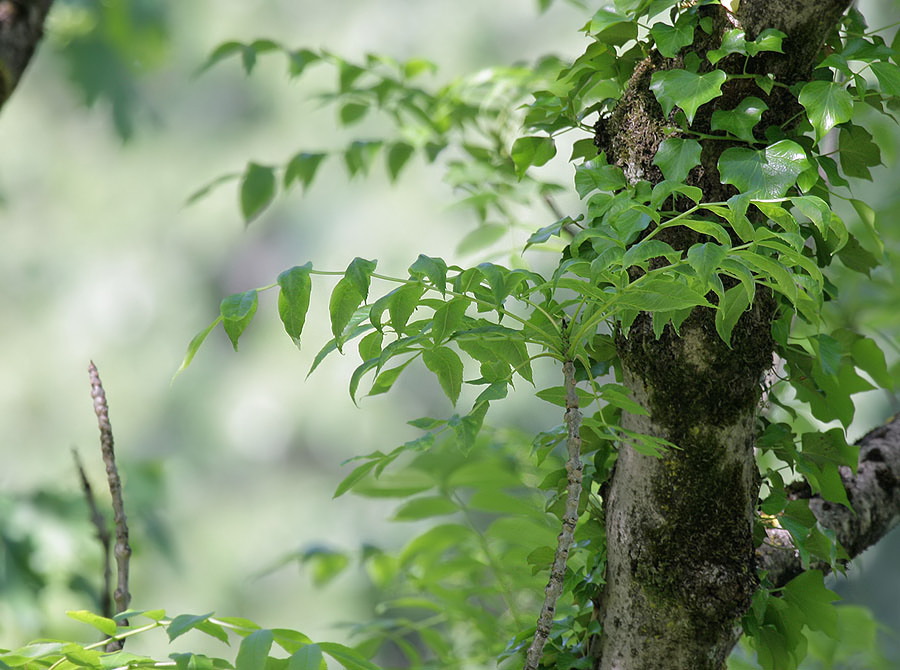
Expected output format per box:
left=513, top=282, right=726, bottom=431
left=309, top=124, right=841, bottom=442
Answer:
left=220, top=290, right=259, bottom=351
left=339, top=102, right=368, bottom=126
left=277, top=264, right=313, bottom=348
left=652, top=138, right=701, bottom=182
left=650, top=13, right=696, bottom=58
left=710, top=97, right=767, bottom=143
left=838, top=125, right=881, bottom=180
left=240, top=163, right=277, bottom=223
left=718, top=140, right=810, bottom=198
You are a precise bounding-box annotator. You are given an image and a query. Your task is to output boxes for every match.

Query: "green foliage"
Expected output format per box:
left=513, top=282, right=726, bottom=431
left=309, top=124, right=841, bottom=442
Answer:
left=123, top=1, right=900, bottom=668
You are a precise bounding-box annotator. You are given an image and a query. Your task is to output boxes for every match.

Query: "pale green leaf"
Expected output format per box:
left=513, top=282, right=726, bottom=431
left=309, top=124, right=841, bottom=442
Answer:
left=220, top=290, right=258, bottom=351
left=277, top=264, right=313, bottom=348
left=422, top=346, right=464, bottom=405
left=240, top=162, right=276, bottom=223
left=235, top=629, right=273, bottom=670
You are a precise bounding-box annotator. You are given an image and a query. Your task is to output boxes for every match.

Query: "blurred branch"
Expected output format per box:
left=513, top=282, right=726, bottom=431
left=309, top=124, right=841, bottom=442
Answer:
left=88, top=361, right=131, bottom=650
left=72, top=447, right=113, bottom=619
left=0, top=0, right=54, bottom=113
left=757, top=415, right=900, bottom=587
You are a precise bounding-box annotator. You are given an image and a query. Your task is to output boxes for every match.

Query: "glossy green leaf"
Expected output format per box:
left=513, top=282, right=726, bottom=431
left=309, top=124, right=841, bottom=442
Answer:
left=718, top=140, right=810, bottom=199
left=710, top=97, right=767, bottom=143
left=798, top=81, right=853, bottom=143
left=511, top=136, right=557, bottom=178
left=235, top=629, right=273, bottom=670
left=649, top=68, right=726, bottom=124
left=277, top=264, right=313, bottom=348
left=284, top=153, right=326, bottom=191
left=422, top=346, right=464, bottom=405
left=220, top=290, right=258, bottom=351
left=240, top=162, right=277, bottom=223
left=652, top=138, right=701, bottom=182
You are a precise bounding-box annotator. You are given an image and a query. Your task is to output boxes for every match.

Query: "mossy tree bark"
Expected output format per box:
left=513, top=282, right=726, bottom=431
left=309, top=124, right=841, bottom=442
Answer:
left=0, top=0, right=55, bottom=113
left=590, top=1, right=853, bottom=668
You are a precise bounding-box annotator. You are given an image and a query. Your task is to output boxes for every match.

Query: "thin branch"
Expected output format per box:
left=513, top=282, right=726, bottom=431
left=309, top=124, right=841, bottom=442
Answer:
left=88, top=361, right=132, bottom=651
left=525, top=357, right=584, bottom=670
left=71, top=448, right=113, bottom=619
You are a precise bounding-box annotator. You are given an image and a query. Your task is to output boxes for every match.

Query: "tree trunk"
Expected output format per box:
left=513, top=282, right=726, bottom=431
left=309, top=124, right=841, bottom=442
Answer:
left=590, top=1, right=852, bottom=667
left=0, top=0, right=55, bottom=113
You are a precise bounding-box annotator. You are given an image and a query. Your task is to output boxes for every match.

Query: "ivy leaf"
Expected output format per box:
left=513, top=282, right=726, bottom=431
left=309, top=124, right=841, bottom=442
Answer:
left=220, top=290, right=258, bottom=351
left=240, top=162, right=276, bottom=223
left=588, top=8, right=637, bottom=45
left=277, top=264, right=313, bottom=348
left=798, top=81, right=853, bottom=143
left=649, top=69, right=727, bottom=124
left=575, top=160, right=626, bottom=197
left=838, top=125, right=881, bottom=180
left=650, top=13, right=696, bottom=58
left=782, top=571, right=840, bottom=638
left=718, top=139, right=810, bottom=198
left=284, top=153, right=326, bottom=191
left=511, top=136, right=557, bottom=178
left=710, top=97, right=768, bottom=143
left=652, top=138, right=701, bottom=182
left=870, top=61, right=900, bottom=97
left=422, top=346, right=464, bottom=405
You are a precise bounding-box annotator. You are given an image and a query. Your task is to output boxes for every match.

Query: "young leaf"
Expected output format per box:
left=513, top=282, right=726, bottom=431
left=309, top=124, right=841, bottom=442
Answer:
left=220, top=290, right=259, bottom=351
left=240, top=162, right=277, bottom=223
left=422, top=346, right=464, bottom=405
left=174, top=316, right=223, bottom=379
left=575, top=160, right=626, bottom=197
left=278, top=264, right=313, bottom=348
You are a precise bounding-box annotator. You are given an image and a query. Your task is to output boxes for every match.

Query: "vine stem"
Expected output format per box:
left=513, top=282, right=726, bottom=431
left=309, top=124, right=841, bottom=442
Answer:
left=89, top=361, right=132, bottom=651
left=524, top=357, right=583, bottom=669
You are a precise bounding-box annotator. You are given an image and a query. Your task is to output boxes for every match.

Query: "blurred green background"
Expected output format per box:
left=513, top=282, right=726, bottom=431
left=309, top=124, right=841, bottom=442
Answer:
left=1, top=0, right=899, bottom=664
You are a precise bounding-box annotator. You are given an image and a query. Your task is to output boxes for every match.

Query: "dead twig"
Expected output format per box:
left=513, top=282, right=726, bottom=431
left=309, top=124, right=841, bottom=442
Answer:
left=88, top=361, right=131, bottom=651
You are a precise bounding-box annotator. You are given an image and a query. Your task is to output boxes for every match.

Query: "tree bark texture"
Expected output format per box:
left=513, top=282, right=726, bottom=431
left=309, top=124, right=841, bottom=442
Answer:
left=0, top=0, right=55, bottom=113
left=591, top=1, right=854, bottom=668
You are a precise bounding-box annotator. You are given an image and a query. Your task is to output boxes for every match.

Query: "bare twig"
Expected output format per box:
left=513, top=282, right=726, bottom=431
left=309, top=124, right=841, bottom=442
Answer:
left=72, top=448, right=113, bottom=619
left=88, top=361, right=131, bottom=651
left=524, top=358, right=584, bottom=669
